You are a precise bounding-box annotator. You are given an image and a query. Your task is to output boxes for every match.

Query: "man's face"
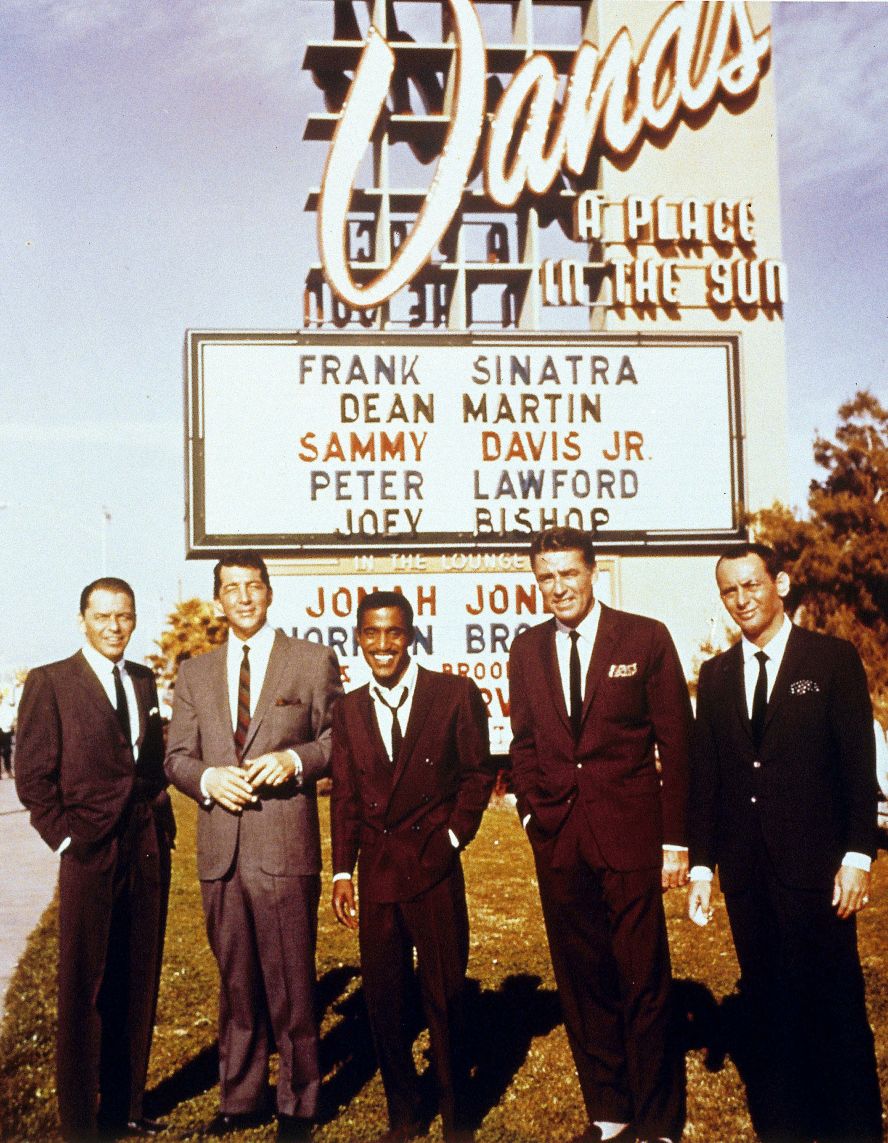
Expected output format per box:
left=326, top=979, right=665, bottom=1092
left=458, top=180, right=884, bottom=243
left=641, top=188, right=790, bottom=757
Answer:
left=716, top=553, right=788, bottom=646
left=216, top=565, right=272, bottom=641
left=80, top=589, right=136, bottom=663
left=532, top=548, right=597, bottom=628
left=357, top=606, right=411, bottom=687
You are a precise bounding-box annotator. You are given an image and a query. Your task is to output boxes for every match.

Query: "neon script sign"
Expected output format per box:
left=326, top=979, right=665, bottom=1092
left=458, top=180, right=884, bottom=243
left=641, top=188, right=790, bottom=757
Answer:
left=318, top=0, right=771, bottom=309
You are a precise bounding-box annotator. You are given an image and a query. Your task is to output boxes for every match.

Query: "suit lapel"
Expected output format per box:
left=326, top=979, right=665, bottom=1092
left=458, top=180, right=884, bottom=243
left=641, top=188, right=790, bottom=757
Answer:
left=539, top=621, right=571, bottom=736
left=721, top=641, right=751, bottom=739
left=581, top=604, right=619, bottom=724
left=761, top=624, right=802, bottom=736
left=72, top=651, right=120, bottom=727
left=241, top=630, right=286, bottom=756
left=358, top=685, right=391, bottom=768
left=393, top=666, right=434, bottom=787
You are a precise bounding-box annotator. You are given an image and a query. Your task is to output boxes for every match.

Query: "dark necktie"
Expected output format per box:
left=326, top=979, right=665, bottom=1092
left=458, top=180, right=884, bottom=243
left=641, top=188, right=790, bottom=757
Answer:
left=375, top=686, right=408, bottom=764
left=568, top=630, right=583, bottom=740
left=750, top=650, right=769, bottom=747
left=234, top=644, right=251, bottom=759
left=112, top=664, right=131, bottom=743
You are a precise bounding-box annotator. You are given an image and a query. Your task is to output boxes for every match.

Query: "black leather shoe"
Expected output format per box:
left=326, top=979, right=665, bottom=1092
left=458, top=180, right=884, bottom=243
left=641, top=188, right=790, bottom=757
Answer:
left=277, top=1113, right=313, bottom=1140
left=204, top=1111, right=269, bottom=1136
left=125, top=1119, right=165, bottom=1137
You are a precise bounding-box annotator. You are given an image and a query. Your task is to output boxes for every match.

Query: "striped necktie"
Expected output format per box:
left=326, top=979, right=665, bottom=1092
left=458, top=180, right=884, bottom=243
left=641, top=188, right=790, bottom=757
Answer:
left=234, top=643, right=251, bottom=759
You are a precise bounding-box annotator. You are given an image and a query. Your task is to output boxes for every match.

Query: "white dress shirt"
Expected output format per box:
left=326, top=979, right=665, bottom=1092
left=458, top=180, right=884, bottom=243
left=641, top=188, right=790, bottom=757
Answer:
left=554, top=603, right=599, bottom=713
left=691, top=616, right=869, bottom=880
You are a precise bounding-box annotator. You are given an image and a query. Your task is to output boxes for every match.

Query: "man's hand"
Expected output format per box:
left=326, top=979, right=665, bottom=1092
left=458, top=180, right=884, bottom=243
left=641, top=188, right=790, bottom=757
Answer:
left=662, top=848, right=689, bottom=891
left=687, top=879, right=713, bottom=926
left=332, top=879, right=359, bottom=930
left=204, top=766, right=258, bottom=813
left=832, top=864, right=871, bottom=920
left=244, top=751, right=297, bottom=789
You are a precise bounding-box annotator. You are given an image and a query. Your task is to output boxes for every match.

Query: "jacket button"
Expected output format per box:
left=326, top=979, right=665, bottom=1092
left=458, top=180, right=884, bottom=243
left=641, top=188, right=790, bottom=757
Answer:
left=576, top=762, right=583, bottom=769
left=752, top=761, right=762, bottom=769
left=750, top=796, right=757, bottom=804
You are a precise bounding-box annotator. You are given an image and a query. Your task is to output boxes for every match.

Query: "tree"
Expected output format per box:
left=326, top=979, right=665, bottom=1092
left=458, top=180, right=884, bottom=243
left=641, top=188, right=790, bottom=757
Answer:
left=148, top=598, right=227, bottom=696
left=752, top=389, right=888, bottom=724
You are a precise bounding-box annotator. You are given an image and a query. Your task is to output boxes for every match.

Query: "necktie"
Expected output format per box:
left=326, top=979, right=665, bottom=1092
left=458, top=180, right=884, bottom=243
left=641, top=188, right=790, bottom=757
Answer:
left=112, top=664, right=131, bottom=743
left=375, top=686, right=408, bottom=764
left=750, top=650, right=769, bottom=747
left=569, top=630, right=583, bottom=740
left=234, top=644, right=251, bottom=759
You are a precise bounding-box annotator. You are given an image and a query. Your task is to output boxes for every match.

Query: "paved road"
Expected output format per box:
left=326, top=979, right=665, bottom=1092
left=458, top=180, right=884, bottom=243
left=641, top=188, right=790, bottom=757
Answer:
left=0, top=775, right=59, bottom=1021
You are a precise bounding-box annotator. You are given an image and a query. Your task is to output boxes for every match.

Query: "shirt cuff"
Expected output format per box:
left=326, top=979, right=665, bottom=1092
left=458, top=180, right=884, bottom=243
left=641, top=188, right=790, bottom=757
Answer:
left=689, top=865, right=714, bottom=881
left=663, top=844, right=688, bottom=852
left=57, top=837, right=71, bottom=854
left=522, top=813, right=531, bottom=829
left=842, top=852, right=872, bottom=873
left=288, top=749, right=303, bottom=783
left=199, top=769, right=213, bottom=806
left=332, top=871, right=352, bottom=882
left=448, top=829, right=459, bottom=849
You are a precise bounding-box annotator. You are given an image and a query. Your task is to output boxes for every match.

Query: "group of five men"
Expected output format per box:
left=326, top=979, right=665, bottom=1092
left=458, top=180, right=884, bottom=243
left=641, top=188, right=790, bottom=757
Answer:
left=14, top=527, right=883, bottom=1143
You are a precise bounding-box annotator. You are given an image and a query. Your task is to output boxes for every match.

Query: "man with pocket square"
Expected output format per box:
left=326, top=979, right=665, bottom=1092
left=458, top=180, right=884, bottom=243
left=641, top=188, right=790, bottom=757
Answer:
left=688, top=543, right=882, bottom=1143
left=330, top=591, right=493, bottom=1143
left=509, top=528, right=693, bottom=1143
left=15, top=577, right=175, bottom=1140
left=165, top=553, right=342, bottom=1140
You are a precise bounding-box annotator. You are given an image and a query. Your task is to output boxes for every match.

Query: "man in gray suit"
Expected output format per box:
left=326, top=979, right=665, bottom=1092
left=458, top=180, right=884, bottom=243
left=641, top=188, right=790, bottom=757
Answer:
left=166, top=553, right=342, bottom=1140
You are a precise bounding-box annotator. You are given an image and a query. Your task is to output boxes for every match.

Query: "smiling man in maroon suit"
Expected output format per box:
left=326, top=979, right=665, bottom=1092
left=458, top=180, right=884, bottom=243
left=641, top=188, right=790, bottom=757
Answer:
left=330, top=591, right=493, bottom=1143
left=165, top=553, right=342, bottom=1141
left=509, top=528, right=692, bottom=1143
left=15, top=577, right=174, bottom=1140
left=688, top=544, right=882, bottom=1143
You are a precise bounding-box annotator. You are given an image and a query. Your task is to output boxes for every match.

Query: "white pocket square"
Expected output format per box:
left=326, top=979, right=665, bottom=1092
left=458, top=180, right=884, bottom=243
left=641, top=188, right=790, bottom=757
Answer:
left=148, top=706, right=159, bottom=716
left=608, top=662, right=638, bottom=678
left=789, top=679, right=819, bottom=695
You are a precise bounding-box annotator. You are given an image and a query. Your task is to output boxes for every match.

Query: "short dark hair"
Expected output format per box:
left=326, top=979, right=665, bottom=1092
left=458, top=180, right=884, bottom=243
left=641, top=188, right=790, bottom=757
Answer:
left=356, top=590, right=414, bottom=630
left=716, top=542, right=783, bottom=581
left=530, top=527, right=596, bottom=568
left=213, top=552, right=271, bottom=598
left=80, top=577, right=136, bottom=615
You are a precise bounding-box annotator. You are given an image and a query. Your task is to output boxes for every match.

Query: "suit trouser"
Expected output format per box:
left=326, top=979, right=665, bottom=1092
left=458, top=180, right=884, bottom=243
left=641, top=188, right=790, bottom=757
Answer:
left=56, top=801, right=170, bottom=1139
left=359, top=864, right=471, bottom=1135
left=201, top=860, right=321, bottom=1118
left=532, top=815, right=684, bottom=1140
left=724, top=836, right=883, bottom=1143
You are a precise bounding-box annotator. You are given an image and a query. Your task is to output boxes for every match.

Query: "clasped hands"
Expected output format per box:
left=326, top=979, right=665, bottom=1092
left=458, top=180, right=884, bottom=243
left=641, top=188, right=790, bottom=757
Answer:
left=205, top=751, right=297, bottom=813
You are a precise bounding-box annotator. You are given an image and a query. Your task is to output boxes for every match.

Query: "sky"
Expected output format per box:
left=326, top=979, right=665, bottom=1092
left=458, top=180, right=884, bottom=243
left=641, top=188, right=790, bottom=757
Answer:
left=0, top=1, right=886, bottom=671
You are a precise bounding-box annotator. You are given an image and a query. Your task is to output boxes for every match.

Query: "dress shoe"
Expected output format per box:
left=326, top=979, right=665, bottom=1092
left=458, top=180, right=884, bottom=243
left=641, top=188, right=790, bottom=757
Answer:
left=204, top=1110, right=269, bottom=1136
left=277, top=1113, right=314, bottom=1140
left=125, top=1119, right=165, bottom=1137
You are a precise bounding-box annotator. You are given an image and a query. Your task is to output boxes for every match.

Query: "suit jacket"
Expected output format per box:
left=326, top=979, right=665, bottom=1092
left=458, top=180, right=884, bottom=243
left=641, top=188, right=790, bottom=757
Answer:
left=690, top=624, right=878, bottom=892
left=509, top=605, right=692, bottom=871
left=165, top=630, right=342, bottom=880
left=330, top=666, right=492, bottom=903
left=15, top=651, right=170, bottom=853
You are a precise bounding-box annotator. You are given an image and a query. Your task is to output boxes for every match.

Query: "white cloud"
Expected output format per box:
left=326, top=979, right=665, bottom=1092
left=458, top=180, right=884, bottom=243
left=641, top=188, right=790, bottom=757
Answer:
left=772, top=2, right=888, bottom=201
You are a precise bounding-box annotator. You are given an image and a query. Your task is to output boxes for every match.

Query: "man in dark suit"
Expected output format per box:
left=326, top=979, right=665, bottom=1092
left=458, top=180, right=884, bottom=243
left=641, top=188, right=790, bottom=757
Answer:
left=165, top=553, right=342, bottom=1140
left=688, top=543, right=883, bottom=1143
left=15, top=577, right=174, bottom=1140
left=509, top=528, right=692, bottom=1143
left=330, top=591, right=493, bottom=1143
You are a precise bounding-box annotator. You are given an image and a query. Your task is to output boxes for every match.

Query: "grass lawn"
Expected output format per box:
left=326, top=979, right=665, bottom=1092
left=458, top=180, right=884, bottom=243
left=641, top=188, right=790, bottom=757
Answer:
left=1, top=791, right=886, bottom=1141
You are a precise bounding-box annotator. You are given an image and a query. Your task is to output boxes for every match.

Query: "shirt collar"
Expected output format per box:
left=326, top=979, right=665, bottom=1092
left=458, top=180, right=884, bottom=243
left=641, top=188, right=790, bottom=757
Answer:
left=372, top=657, right=418, bottom=701
left=556, top=598, right=601, bottom=641
left=741, top=613, right=792, bottom=664
left=227, top=622, right=274, bottom=656
left=81, top=642, right=125, bottom=679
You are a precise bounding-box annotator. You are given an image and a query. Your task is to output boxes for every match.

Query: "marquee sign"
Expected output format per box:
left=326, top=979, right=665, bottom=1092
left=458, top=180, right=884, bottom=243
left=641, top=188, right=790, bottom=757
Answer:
left=305, top=0, right=780, bottom=321
left=185, top=330, right=744, bottom=557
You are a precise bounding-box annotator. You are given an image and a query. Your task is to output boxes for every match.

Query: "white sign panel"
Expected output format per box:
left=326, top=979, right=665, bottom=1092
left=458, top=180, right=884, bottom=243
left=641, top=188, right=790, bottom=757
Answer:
left=187, top=331, right=743, bottom=555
